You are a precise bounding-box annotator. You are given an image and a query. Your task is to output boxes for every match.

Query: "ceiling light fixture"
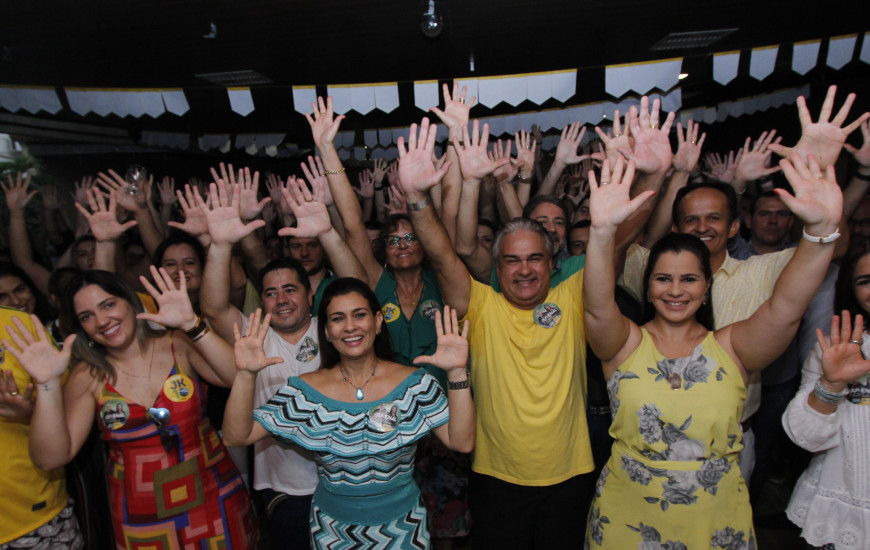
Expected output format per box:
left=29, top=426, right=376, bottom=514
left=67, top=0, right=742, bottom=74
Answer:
left=420, top=0, right=444, bottom=38
left=678, top=73, right=689, bottom=80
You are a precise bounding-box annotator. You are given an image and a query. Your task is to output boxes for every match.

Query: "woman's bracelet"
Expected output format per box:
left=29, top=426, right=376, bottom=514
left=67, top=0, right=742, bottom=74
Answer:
left=324, top=167, right=346, bottom=175
left=813, top=379, right=849, bottom=404
left=184, top=316, right=211, bottom=342
left=448, top=378, right=470, bottom=390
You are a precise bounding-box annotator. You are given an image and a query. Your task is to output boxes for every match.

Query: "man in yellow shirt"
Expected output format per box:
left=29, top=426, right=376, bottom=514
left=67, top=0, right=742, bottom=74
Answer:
left=0, top=307, right=83, bottom=549
left=396, top=119, right=595, bottom=549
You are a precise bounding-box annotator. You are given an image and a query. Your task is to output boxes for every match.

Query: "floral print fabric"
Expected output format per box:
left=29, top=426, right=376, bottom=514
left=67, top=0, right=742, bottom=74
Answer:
left=586, top=330, right=755, bottom=549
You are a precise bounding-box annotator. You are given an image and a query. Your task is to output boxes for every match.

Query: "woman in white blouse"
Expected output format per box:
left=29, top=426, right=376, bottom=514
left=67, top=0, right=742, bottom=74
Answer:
left=784, top=238, right=870, bottom=549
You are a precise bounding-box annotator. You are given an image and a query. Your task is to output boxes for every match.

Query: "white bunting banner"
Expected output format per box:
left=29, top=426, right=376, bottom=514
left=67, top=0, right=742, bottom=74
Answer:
left=162, top=90, right=189, bottom=116
left=749, top=46, right=779, bottom=81
left=827, top=34, right=857, bottom=69
left=792, top=40, right=821, bottom=75
left=861, top=33, right=870, bottom=64
left=228, top=88, right=255, bottom=116
left=0, top=86, right=63, bottom=114
left=292, top=86, right=317, bottom=115
left=713, top=51, right=740, bottom=85
left=413, top=81, right=439, bottom=111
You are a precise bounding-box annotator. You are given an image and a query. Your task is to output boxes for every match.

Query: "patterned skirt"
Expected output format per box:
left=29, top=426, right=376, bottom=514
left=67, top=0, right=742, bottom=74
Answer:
left=310, top=496, right=430, bottom=549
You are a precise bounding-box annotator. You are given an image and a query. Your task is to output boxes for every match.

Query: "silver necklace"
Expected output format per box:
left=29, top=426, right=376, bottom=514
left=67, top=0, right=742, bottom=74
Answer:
left=339, top=363, right=376, bottom=400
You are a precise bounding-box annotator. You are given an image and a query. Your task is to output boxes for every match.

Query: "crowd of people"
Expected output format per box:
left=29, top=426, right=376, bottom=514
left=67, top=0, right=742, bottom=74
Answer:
left=1, top=81, right=870, bottom=550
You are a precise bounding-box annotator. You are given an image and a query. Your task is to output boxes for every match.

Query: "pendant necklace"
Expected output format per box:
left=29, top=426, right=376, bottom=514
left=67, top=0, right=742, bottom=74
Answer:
left=339, top=363, right=377, bottom=400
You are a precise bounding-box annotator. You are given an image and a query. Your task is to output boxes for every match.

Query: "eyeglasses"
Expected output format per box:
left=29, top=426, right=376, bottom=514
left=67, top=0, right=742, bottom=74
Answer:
left=147, top=407, right=179, bottom=452
left=385, top=233, right=418, bottom=247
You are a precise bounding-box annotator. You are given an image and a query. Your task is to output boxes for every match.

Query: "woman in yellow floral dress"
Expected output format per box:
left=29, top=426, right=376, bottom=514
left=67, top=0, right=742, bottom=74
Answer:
left=582, top=154, right=841, bottom=549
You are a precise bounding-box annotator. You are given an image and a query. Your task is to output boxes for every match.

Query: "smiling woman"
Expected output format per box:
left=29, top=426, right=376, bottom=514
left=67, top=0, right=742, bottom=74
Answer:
left=222, top=277, right=475, bottom=549
left=10, top=268, right=256, bottom=549
left=0, top=262, right=55, bottom=324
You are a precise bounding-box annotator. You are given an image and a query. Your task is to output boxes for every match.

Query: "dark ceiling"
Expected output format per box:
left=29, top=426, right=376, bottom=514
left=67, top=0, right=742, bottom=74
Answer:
left=1, top=0, right=869, bottom=163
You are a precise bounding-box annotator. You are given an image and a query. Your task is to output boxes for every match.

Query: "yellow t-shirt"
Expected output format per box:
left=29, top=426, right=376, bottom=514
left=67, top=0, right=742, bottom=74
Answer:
left=464, top=270, right=593, bottom=486
left=0, top=307, right=68, bottom=544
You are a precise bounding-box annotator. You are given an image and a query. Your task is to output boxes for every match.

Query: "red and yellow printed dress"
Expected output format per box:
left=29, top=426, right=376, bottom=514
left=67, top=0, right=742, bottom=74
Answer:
left=96, top=347, right=255, bottom=550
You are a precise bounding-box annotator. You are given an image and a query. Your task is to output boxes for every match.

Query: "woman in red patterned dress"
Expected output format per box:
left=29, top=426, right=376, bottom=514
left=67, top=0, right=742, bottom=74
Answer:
left=5, top=267, right=255, bottom=549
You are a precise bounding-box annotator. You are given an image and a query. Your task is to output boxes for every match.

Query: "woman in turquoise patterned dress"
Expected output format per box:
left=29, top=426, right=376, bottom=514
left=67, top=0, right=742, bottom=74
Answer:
left=223, top=277, right=475, bottom=549
left=582, top=154, right=841, bottom=549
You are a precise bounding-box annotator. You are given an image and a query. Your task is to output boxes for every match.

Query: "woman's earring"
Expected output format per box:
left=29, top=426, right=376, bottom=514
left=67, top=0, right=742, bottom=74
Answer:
left=325, top=336, right=331, bottom=343
left=646, top=291, right=652, bottom=303
left=88, top=339, right=95, bottom=348
left=703, top=293, right=709, bottom=305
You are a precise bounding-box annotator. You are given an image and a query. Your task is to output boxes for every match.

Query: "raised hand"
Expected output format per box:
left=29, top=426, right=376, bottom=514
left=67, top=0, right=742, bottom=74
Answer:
left=277, top=172, right=332, bottom=239
left=264, top=173, right=285, bottom=213
left=157, top=176, right=177, bottom=205
left=816, top=311, right=870, bottom=392
left=734, top=130, right=782, bottom=182
left=453, top=120, right=508, bottom=183
left=300, top=156, right=334, bottom=207
left=356, top=170, right=376, bottom=199
left=1, top=171, right=37, bottom=210
left=72, top=176, right=95, bottom=205
left=776, top=152, right=842, bottom=235
left=196, top=180, right=264, bottom=246
left=396, top=118, right=452, bottom=197
left=40, top=184, right=60, bottom=210
left=261, top=201, right=277, bottom=224
left=137, top=265, right=198, bottom=330
left=215, top=164, right=268, bottom=222
left=621, top=97, right=676, bottom=175
left=703, top=151, right=741, bottom=184
left=306, top=96, right=345, bottom=148
left=96, top=169, right=148, bottom=212
left=588, top=157, right=654, bottom=231
left=233, top=310, right=283, bottom=374
left=385, top=183, right=408, bottom=215
left=514, top=130, right=537, bottom=176
left=769, top=85, right=870, bottom=169
left=672, top=120, right=707, bottom=174
left=0, top=367, right=34, bottom=420
left=75, top=188, right=138, bottom=242
left=844, top=120, right=870, bottom=171
left=372, top=158, right=388, bottom=185
left=168, top=184, right=210, bottom=238
left=387, top=161, right=400, bottom=188
left=490, top=138, right=520, bottom=184
left=554, top=121, right=590, bottom=167
left=429, top=83, right=475, bottom=134
left=595, top=110, right=634, bottom=169
left=2, top=315, right=76, bottom=385
left=413, top=305, right=469, bottom=373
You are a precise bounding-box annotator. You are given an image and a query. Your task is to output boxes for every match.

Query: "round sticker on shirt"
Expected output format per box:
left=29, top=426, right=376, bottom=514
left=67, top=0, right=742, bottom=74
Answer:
left=163, top=373, right=195, bottom=403
left=418, top=300, right=440, bottom=320
left=369, top=402, right=401, bottom=433
left=533, top=303, right=562, bottom=328
left=381, top=303, right=401, bottom=323
left=295, top=336, right=319, bottom=363
left=100, top=399, right=130, bottom=430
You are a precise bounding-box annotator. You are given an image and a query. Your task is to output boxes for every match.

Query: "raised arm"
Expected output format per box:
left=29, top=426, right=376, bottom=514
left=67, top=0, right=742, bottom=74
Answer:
left=643, top=120, right=705, bottom=247
left=454, top=133, right=512, bottom=279
left=138, top=265, right=238, bottom=387
left=306, top=96, right=383, bottom=285
left=768, top=84, right=870, bottom=170
left=429, top=83, right=475, bottom=242
left=614, top=98, right=675, bottom=257
left=415, top=306, right=474, bottom=452
left=199, top=180, right=265, bottom=343
left=3, top=172, right=50, bottom=296
left=397, top=118, right=472, bottom=317
left=278, top=168, right=367, bottom=283
left=96, top=170, right=163, bottom=257
left=75, top=188, right=138, bottom=272
left=584, top=158, right=655, bottom=369
left=732, top=130, right=782, bottom=195
left=222, top=310, right=279, bottom=447
left=2, top=315, right=90, bottom=470
left=728, top=153, right=842, bottom=372
left=843, top=120, right=870, bottom=220
left=539, top=122, right=587, bottom=196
